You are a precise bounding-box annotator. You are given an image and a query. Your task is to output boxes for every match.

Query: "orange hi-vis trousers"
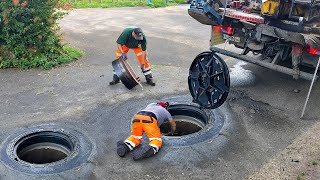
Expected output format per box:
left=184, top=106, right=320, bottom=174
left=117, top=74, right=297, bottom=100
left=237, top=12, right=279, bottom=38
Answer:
left=115, top=45, right=151, bottom=76
left=124, top=114, right=162, bottom=152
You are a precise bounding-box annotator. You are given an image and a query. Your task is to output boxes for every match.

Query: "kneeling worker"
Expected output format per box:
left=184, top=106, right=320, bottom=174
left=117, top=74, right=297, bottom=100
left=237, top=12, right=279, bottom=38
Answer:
left=110, top=26, right=156, bottom=86
left=117, top=101, right=176, bottom=160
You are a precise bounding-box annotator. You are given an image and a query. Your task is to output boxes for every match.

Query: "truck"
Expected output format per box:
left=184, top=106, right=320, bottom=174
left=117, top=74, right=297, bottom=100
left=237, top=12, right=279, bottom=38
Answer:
left=185, top=0, right=320, bottom=108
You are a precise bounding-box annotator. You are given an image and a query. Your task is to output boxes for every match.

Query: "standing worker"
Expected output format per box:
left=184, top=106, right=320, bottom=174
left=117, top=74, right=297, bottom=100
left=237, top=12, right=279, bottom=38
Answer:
left=117, top=101, right=176, bottom=160
left=110, top=26, right=156, bottom=86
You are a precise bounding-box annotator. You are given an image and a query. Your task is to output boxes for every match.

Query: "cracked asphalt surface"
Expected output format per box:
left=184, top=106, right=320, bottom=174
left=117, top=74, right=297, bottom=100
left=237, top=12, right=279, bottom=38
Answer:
left=0, top=5, right=319, bottom=180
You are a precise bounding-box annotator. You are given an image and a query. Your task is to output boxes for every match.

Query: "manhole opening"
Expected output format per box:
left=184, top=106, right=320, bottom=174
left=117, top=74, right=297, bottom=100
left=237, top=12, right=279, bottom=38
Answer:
left=14, top=131, right=74, bottom=164
left=160, top=105, right=208, bottom=137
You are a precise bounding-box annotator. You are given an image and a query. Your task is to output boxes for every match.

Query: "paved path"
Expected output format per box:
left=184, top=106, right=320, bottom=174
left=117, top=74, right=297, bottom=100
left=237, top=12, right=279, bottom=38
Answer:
left=0, top=5, right=319, bottom=180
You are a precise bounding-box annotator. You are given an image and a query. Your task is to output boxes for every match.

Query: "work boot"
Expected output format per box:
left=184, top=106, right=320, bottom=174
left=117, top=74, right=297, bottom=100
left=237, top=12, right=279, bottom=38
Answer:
left=132, top=145, right=155, bottom=161
left=117, top=141, right=131, bottom=157
left=109, top=74, right=120, bottom=85
left=145, top=74, right=156, bottom=86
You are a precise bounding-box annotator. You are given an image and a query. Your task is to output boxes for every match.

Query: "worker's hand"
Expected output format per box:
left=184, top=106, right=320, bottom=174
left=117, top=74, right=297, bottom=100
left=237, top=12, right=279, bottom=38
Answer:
left=120, top=53, right=127, bottom=60
left=169, top=125, right=176, bottom=135
left=169, top=119, right=176, bottom=135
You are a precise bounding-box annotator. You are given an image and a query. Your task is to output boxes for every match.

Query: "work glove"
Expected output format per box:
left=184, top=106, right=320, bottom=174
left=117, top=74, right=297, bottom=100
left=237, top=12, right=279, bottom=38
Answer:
left=120, top=53, right=127, bottom=60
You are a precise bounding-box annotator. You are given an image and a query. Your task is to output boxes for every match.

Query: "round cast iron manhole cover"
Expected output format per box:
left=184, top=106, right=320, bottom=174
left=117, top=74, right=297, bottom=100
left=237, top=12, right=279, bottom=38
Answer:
left=188, top=51, right=230, bottom=109
left=0, top=124, right=92, bottom=174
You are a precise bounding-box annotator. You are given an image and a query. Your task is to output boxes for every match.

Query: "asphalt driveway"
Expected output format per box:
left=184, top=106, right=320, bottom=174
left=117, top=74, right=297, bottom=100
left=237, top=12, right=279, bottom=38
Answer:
left=0, top=5, right=319, bottom=180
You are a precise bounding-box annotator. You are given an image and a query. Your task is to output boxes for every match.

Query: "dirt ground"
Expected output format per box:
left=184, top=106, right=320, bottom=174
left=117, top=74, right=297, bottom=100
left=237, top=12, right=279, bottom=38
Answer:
left=249, top=121, right=320, bottom=180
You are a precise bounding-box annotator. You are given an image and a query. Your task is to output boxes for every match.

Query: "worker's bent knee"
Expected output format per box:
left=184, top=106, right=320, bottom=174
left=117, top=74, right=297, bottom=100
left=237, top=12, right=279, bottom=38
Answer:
left=126, top=136, right=142, bottom=149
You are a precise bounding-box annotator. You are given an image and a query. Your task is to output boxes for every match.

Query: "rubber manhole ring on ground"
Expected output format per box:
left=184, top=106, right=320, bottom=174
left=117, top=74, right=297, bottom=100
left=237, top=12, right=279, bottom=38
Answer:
left=0, top=124, right=92, bottom=174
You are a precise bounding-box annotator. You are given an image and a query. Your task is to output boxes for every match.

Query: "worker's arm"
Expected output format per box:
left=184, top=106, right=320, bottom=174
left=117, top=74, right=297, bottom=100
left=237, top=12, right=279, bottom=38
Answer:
left=116, top=29, right=129, bottom=60
left=117, top=44, right=124, bottom=53
left=117, top=44, right=127, bottom=60
left=168, top=118, right=176, bottom=135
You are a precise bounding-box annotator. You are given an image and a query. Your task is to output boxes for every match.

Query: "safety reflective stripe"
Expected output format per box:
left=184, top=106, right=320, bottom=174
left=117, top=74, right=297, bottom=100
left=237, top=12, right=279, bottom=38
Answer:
left=124, top=140, right=135, bottom=150
left=150, top=144, right=159, bottom=153
left=149, top=137, right=162, bottom=141
left=142, top=68, right=151, bottom=72
left=143, top=70, right=152, bottom=75
left=116, top=53, right=122, bottom=56
left=132, top=135, right=143, bottom=140
left=136, top=52, right=143, bottom=56
left=143, top=69, right=151, bottom=72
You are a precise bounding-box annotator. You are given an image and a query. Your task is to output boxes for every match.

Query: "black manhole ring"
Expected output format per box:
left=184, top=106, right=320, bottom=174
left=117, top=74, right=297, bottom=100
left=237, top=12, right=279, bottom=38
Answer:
left=159, top=103, right=225, bottom=147
left=0, top=124, right=92, bottom=174
left=160, top=104, right=209, bottom=136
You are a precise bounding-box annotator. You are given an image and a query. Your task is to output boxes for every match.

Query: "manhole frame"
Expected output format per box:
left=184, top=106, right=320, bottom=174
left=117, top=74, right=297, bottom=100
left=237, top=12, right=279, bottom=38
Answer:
left=13, top=131, right=77, bottom=165
left=160, top=103, right=209, bottom=137
left=160, top=102, right=225, bottom=146
left=0, top=124, right=92, bottom=174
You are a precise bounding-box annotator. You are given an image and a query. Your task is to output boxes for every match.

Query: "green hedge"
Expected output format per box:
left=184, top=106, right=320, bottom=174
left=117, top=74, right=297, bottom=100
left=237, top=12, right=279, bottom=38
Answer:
left=0, top=0, right=82, bottom=69
left=0, top=46, right=82, bottom=70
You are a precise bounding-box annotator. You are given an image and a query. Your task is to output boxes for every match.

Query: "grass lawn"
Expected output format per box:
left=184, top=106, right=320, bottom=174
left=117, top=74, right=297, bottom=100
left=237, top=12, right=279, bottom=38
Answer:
left=61, top=0, right=187, bottom=8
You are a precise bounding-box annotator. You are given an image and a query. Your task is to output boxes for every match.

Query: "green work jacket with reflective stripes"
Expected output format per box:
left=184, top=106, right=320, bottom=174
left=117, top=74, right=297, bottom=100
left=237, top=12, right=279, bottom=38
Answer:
left=116, top=26, right=147, bottom=51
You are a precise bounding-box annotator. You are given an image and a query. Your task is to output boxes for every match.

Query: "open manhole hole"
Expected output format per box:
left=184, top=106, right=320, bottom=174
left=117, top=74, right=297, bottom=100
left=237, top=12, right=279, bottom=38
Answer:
left=15, top=131, right=73, bottom=164
left=160, top=115, right=203, bottom=136
left=160, top=104, right=208, bottom=136
left=157, top=102, right=225, bottom=146
left=0, top=125, right=92, bottom=174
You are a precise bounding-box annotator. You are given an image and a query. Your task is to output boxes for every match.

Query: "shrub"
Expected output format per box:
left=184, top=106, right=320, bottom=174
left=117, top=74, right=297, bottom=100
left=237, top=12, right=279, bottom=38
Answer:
left=0, top=46, right=82, bottom=69
left=0, top=0, right=82, bottom=69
